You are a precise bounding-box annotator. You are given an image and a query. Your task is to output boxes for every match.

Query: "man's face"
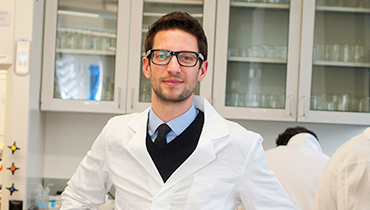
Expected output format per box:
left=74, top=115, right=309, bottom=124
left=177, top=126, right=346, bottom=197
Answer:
left=142, top=29, right=208, bottom=104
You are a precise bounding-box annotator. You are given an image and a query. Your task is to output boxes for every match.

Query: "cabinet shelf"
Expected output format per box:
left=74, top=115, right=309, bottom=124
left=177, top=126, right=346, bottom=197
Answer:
left=230, top=2, right=290, bottom=9
left=313, top=60, right=370, bottom=68
left=316, top=6, right=370, bottom=13
left=56, top=49, right=116, bottom=55
left=57, top=10, right=117, bottom=20
left=228, top=56, right=287, bottom=64
left=144, top=0, right=203, bottom=5
left=143, top=12, right=203, bottom=18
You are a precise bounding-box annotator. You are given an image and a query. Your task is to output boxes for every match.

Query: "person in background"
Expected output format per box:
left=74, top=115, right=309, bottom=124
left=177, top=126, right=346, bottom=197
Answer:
left=61, top=12, right=295, bottom=209
left=265, top=127, right=330, bottom=210
left=312, top=127, right=370, bottom=210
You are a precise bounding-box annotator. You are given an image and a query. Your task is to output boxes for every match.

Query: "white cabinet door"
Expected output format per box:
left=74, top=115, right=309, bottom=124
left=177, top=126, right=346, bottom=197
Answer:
left=0, top=71, right=6, bottom=136
left=41, top=0, right=131, bottom=114
left=126, top=0, right=216, bottom=113
left=213, top=0, right=302, bottom=121
left=298, top=0, right=370, bottom=125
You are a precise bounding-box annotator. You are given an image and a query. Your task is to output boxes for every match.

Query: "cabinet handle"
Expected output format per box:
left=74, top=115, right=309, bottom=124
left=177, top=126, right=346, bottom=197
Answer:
left=131, top=88, right=135, bottom=109
left=303, top=96, right=307, bottom=117
left=118, top=87, right=122, bottom=108
left=289, top=95, right=294, bottom=116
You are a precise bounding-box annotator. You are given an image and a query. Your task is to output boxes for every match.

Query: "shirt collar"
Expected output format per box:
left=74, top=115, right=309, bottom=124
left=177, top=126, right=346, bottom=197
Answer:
left=287, top=133, right=323, bottom=153
left=148, top=103, right=198, bottom=136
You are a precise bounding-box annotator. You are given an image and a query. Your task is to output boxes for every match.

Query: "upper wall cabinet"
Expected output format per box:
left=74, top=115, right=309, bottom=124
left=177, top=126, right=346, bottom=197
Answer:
left=125, top=0, right=217, bottom=113
left=41, top=0, right=131, bottom=113
left=298, top=0, right=370, bottom=125
left=213, top=0, right=302, bottom=121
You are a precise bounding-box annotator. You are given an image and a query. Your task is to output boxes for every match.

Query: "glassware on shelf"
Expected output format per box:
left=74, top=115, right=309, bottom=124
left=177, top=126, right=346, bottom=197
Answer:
left=316, top=0, right=370, bottom=8
left=60, top=29, right=69, bottom=49
left=228, top=45, right=288, bottom=60
left=313, top=44, right=366, bottom=63
left=90, top=31, right=98, bottom=50
left=101, top=33, right=110, bottom=51
left=82, top=30, right=92, bottom=50
left=102, top=77, right=114, bottom=101
left=228, top=48, right=239, bottom=57
left=109, top=31, right=117, bottom=51
left=311, top=93, right=370, bottom=112
left=225, top=93, right=285, bottom=108
left=140, top=83, right=151, bottom=103
left=234, top=0, right=289, bottom=4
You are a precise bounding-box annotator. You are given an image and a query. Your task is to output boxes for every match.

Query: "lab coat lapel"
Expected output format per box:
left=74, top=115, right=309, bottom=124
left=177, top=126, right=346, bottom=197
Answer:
left=159, top=129, right=216, bottom=193
left=158, top=96, right=230, bottom=194
left=127, top=108, right=163, bottom=185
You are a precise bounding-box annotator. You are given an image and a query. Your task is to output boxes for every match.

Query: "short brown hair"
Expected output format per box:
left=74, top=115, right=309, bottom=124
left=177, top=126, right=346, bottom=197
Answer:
left=144, top=11, right=208, bottom=61
left=276, top=126, right=319, bottom=146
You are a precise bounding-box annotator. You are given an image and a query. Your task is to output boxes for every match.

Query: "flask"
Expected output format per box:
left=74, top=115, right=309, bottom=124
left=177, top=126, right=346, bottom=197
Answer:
left=35, top=183, right=48, bottom=210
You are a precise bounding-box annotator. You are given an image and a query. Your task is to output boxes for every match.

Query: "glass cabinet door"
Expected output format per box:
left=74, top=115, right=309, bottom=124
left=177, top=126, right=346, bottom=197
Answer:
left=126, top=0, right=216, bottom=113
left=213, top=0, right=302, bottom=121
left=41, top=0, right=130, bottom=113
left=298, top=0, right=370, bottom=125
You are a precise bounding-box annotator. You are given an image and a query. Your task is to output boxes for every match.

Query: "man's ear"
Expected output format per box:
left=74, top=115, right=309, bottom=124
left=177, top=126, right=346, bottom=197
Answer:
left=198, top=60, right=208, bottom=82
left=142, top=57, right=151, bottom=79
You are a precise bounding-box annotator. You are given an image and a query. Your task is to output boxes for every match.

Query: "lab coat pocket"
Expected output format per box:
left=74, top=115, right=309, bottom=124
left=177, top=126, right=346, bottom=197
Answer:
left=184, top=175, right=234, bottom=210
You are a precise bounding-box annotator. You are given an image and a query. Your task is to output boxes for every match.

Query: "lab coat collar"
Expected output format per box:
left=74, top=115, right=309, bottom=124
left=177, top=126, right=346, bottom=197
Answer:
left=127, top=107, right=163, bottom=184
left=287, top=133, right=323, bottom=153
left=363, top=127, right=370, bottom=140
left=126, top=96, right=229, bottom=192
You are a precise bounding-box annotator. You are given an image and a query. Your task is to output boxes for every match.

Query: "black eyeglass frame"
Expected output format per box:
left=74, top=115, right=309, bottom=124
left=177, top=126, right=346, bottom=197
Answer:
left=146, top=49, right=205, bottom=67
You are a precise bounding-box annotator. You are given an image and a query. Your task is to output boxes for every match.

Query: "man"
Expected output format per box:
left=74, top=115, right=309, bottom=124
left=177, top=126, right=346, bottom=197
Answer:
left=263, top=127, right=330, bottom=210
left=61, top=12, right=295, bottom=209
left=312, top=127, right=370, bottom=210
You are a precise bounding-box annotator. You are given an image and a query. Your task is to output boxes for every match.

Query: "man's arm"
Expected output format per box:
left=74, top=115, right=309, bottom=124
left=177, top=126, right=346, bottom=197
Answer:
left=337, top=159, right=370, bottom=209
left=238, top=135, right=296, bottom=210
left=61, top=126, right=112, bottom=210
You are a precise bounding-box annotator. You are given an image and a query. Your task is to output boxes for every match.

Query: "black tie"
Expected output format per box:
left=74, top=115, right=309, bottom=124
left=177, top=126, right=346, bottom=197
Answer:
left=155, top=124, right=171, bottom=147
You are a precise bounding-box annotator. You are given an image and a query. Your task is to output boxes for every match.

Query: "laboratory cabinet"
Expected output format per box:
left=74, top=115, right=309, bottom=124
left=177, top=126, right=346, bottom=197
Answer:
left=213, top=0, right=370, bottom=125
left=298, top=0, right=370, bottom=125
left=41, top=0, right=370, bottom=125
left=213, top=0, right=301, bottom=122
left=41, top=0, right=131, bottom=113
left=41, top=0, right=216, bottom=114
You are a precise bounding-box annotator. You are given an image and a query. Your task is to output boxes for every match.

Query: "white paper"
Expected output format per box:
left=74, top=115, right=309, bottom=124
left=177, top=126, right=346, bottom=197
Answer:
left=0, top=10, right=10, bottom=26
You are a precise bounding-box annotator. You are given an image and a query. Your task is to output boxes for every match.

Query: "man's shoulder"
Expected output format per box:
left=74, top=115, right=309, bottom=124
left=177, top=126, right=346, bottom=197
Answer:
left=225, top=119, right=261, bottom=136
left=103, top=113, right=143, bottom=131
left=334, top=134, right=370, bottom=162
left=108, top=113, right=141, bottom=124
left=222, top=119, right=263, bottom=146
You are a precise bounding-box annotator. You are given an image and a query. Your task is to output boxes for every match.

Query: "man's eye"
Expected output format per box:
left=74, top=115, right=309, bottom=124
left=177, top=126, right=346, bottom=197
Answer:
left=157, top=53, right=168, bottom=60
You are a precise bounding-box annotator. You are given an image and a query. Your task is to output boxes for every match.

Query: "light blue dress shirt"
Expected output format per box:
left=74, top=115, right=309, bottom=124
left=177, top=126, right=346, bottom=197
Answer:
left=148, top=103, right=198, bottom=144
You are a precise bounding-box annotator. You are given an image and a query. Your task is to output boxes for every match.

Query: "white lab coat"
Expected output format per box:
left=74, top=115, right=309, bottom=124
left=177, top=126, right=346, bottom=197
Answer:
left=312, top=127, right=370, bottom=210
left=264, top=133, right=330, bottom=210
left=61, top=96, right=295, bottom=210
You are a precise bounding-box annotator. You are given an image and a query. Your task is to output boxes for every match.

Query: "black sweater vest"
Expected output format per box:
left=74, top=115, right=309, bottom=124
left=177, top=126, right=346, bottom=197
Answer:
left=146, top=110, right=204, bottom=183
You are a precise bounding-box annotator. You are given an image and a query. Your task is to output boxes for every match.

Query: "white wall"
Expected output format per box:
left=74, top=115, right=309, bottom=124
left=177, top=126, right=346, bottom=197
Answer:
left=0, top=0, right=46, bottom=209
left=43, top=111, right=368, bottom=179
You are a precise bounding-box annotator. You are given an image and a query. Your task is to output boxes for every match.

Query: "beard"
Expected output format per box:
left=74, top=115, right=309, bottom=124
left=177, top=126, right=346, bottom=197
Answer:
left=150, top=70, right=199, bottom=104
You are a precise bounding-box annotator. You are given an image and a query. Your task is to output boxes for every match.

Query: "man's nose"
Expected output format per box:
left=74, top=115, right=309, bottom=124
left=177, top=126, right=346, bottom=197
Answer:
left=166, top=55, right=181, bottom=73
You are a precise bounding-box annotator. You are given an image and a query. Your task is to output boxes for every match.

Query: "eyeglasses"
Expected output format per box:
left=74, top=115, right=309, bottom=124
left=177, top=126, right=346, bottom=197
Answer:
left=146, top=49, right=204, bottom=67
